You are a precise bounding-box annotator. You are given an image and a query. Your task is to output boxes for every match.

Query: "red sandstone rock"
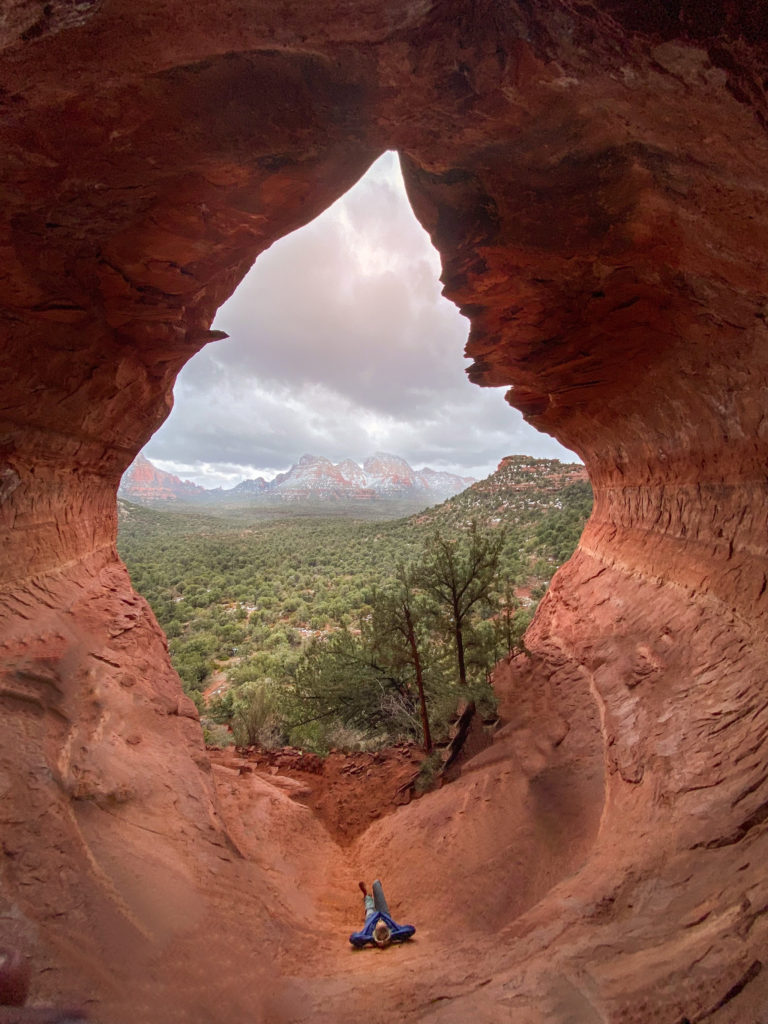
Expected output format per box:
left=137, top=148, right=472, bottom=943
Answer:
left=0, top=948, right=30, bottom=1006
left=1, top=2, right=768, bottom=1022
left=118, top=453, right=205, bottom=502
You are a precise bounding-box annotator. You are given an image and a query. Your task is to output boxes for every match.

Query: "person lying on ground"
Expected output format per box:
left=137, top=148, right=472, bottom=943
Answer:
left=349, top=880, right=415, bottom=949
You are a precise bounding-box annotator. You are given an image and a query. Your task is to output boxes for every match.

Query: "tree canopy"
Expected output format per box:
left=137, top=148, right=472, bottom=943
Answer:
left=417, top=522, right=505, bottom=686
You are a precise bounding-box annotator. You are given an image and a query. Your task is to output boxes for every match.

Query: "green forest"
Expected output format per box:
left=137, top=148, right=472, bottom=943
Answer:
left=117, top=457, right=592, bottom=754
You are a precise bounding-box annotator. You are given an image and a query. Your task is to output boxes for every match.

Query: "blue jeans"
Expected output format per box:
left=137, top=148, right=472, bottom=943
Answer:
left=364, top=879, right=390, bottom=921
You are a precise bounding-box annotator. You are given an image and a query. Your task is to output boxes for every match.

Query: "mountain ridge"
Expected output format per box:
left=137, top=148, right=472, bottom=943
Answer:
left=119, top=452, right=475, bottom=508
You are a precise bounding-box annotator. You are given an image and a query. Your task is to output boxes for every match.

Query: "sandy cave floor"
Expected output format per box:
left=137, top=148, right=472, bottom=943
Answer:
left=4, top=668, right=604, bottom=1024
left=96, top=681, right=603, bottom=1024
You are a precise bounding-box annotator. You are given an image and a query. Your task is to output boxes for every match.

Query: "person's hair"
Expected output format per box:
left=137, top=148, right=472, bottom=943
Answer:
left=373, top=920, right=391, bottom=947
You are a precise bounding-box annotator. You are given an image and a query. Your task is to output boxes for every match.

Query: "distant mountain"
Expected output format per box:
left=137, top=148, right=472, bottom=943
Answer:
left=119, top=454, right=207, bottom=503
left=265, top=452, right=474, bottom=503
left=267, top=454, right=372, bottom=500
left=118, top=452, right=474, bottom=508
left=229, top=477, right=270, bottom=496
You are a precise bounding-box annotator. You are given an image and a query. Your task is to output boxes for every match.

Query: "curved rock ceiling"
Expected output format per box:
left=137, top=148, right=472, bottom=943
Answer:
left=1, top=1, right=767, bottom=1021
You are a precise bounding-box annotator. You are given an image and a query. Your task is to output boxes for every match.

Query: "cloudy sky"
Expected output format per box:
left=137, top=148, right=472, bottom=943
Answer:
left=144, top=152, right=577, bottom=488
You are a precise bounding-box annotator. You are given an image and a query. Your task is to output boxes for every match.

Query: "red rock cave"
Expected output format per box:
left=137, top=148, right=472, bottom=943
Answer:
left=1, top=2, right=767, bottom=1021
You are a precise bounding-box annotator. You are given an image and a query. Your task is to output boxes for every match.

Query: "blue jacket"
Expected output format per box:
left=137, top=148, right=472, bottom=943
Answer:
left=349, top=910, right=415, bottom=948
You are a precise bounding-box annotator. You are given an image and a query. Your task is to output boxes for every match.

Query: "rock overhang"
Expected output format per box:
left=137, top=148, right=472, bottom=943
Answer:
left=1, top=2, right=768, bottom=1021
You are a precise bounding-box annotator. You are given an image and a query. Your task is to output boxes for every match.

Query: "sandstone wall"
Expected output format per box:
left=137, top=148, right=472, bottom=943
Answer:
left=1, top=2, right=767, bottom=1020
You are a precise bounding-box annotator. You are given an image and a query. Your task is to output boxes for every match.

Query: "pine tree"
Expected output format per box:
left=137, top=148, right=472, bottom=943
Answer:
left=368, top=566, right=433, bottom=753
left=417, top=521, right=504, bottom=686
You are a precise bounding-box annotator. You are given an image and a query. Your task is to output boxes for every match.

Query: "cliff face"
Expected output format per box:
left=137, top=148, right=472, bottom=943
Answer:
left=119, top=453, right=206, bottom=502
left=1, top=3, right=767, bottom=1021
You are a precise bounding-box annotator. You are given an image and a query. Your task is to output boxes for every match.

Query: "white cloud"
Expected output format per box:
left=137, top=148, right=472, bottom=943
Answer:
left=144, top=151, right=577, bottom=487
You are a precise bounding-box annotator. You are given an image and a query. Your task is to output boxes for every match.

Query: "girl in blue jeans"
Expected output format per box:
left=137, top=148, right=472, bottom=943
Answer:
left=349, top=880, right=416, bottom=949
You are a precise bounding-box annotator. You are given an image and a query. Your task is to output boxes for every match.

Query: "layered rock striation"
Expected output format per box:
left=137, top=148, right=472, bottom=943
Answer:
left=119, top=453, right=207, bottom=502
left=1, top=2, right=768, bottom=1021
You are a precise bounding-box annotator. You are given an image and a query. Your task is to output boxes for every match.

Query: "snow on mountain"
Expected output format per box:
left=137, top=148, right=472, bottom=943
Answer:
left=362, top=452, right=423, bottom=495
left=419, top=466, right=476, bottom=494
left=273, top=455, right=363, bottom=498
left=118, top=453, right=206, bottom=502
left=229, top=476, right=269, bottom=495
left=119, top=452, right=474, bottom=506
left=267, top=452, right=470, bottom=501
left=336, top=458, right=369, bottom=490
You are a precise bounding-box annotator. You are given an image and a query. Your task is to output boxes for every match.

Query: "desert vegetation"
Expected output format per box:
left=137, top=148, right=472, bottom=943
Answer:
left=117, top=457, right=592, bottom=753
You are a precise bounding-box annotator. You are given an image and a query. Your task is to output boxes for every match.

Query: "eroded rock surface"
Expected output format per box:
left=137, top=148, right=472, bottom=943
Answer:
left=1, top=2, right=767, bottom=1021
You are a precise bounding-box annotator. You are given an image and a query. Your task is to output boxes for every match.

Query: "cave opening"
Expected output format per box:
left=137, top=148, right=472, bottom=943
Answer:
left=4, top=6, right=768, bottom=1019
left=95, top=144, right=607, bottom=1020
left=115, top=149, right=594, bottom=835
left=88, top=138, right=614, bottom=1024
left=136, top=149, right=577, bottom=489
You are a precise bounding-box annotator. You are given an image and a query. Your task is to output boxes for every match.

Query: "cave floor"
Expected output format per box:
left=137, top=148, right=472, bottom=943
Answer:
left=69, top=686, right=605, bottom=1024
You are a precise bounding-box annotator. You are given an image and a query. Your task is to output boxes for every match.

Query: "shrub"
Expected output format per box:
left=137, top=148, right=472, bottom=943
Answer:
left=231, top=680, right=285, bottom=748
left=414, top=751, right=443, bottom=793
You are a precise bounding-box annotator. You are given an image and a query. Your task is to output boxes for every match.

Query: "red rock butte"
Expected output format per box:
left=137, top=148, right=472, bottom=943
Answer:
left=1, top=2, right=767, bottom=1021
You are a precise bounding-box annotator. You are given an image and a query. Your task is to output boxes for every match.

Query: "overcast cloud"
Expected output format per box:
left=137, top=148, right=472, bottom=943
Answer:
left=144, top=152, right=577, bottom=488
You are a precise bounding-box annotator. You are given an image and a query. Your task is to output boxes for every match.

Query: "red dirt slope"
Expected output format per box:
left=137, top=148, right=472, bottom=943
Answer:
left=208, top=744, right=426, bottom=844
